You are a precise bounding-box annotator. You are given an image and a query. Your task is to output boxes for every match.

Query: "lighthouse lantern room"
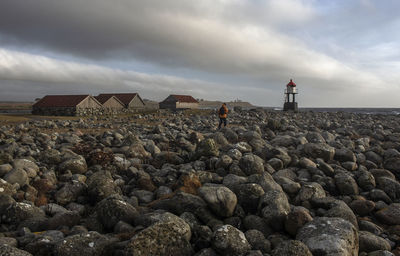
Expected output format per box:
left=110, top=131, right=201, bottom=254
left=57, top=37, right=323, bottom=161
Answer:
left=283, top=79, right=298, bottom=111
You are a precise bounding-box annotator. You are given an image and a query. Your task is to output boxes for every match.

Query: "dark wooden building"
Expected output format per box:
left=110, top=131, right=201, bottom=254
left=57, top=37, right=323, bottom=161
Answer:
left=32, top=95, right=103, bottom=116
left=159, top=94, right=199, bottom=110
left=94, top=95, right=125, bottom=110
left=96, top=93, right=145, bottom=109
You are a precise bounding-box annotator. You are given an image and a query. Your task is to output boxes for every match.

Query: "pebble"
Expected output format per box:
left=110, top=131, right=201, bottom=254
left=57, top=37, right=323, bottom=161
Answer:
left=1, top=109, right=400, bottom=255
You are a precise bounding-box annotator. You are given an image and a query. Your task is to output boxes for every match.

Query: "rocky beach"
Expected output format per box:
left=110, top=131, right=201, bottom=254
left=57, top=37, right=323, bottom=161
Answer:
left=0, top=109, right=400, bottom=255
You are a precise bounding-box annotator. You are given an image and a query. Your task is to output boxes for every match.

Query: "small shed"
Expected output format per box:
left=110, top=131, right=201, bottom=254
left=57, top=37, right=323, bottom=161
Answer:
left=159, top=94, right=199, bottom=110
left=94, top=95, right=125, bottom=110
left=97, top=93, right=145, bottom=109
left=32, top=95, right=103, bottom=116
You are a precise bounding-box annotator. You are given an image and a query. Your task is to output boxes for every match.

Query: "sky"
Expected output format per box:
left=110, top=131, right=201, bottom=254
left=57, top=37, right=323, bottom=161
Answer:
left=0, top=0, right=400, bottom=107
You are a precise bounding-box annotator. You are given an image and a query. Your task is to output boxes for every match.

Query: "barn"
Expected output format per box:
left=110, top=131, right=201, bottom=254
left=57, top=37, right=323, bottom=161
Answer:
left=32, top=95, right=103, bottom=116
left=159, top=94, right=199, bottom=110
left=97, top=93, right=145, bottom=109
left=94, top=95, right=125, bottom=110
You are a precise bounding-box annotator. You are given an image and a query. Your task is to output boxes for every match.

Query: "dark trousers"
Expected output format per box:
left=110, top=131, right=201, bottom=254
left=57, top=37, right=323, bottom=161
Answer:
left=218, top=118, right=227, bottom=129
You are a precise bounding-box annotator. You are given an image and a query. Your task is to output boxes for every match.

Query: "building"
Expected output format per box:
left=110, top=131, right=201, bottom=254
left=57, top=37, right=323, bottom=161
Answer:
left=94, top=95, right=125, bottom=110
left=32, top=95, right=103, bottom=116
left=283, top=79, right=298, bottom=111
left=96, top=93, right=145, bottom=109
left=159, top=94, right=199, bottom=110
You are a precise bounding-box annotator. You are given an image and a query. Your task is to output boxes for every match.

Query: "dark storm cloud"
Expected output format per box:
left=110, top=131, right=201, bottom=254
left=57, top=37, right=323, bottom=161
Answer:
left=0, top=0, right=353, bottom=79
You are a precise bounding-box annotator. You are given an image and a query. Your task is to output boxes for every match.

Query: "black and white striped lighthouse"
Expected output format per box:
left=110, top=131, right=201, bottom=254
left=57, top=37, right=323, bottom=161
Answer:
left=283, top=79, right=298, bottom=111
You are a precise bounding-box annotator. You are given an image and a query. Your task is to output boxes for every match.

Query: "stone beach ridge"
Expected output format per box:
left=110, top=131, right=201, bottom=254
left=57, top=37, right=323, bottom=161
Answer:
left=0, top=109, right=399, bottom=255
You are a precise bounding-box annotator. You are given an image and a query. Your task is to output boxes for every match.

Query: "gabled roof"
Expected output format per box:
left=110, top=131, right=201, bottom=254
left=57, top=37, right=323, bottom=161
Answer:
left=287, top=79, right=296, bottom=87
left=94, top=95, right=124, bottom=105
left=97, top=93, right=144, bottom=107
left=170, top=95, right=199, bottom=103
left=33, top=95, right=90, bottom=107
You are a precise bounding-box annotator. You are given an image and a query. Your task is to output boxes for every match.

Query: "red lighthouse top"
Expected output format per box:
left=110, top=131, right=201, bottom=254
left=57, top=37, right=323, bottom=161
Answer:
left=286, top=79, right=296, bottom=87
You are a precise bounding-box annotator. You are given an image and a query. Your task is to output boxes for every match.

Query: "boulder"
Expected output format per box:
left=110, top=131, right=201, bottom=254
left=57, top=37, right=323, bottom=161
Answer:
left=151, top=191, right=207, bottom=215
left=4, top=168, right=28, bottom=187
left=297, top=217, right=359, bottom=256
left=357, top=170, right=376, bottom=191
left=55, top=180, right=87, bottom=205
left=0, top=179, right=17, bottom=196
left=251, top=172, right=283, bottom=192
left=223, top=128, right=239, bottom=144
left=233, top=183, right=264, bottom=214
left=358, top=220, right=383, bottom=235
left=285, top=206, right=313, bottom=236
left=86, top=170, right=121, bottom=203
left=316, top=159, right=335, bottom=177
left=375, top=203, right=400, bottom=225
left=358, top=231, right=391, bottom=253
left=258, top=190, right=290, bottom=231
left=0, top=244, right=32, bottom=256
left=299, top=157, right=317, bottom=169
left=244, top=229, right=271, bottom=254
left=383, top=157, right=400, bottom=178
left=0, top=163, right=12, bottom=177
left=1, top=202, right=45, bottom=225
left=335, top=148, right=356, bottom=162
left=198, top=184, right=237, bottom=217
left=376, top=177, right=400, bottom=200
left=366, top=151, right=383, bottom=165
left=239, top=154, right=264, bottom=176
left=125, top=218, right=193, bottom=256
left=349, top=199, right=375, bottom=216
left=215, top=155, right=233, bottom=169
left=304, top=143, right=335, bottom=162
left=54, top=231, right=114, bottom=256
left=271, top=240, right=312, bottom=256
left=306, top=132, right=326, bottom=143
left=335, top=173, right=359, bottom=195
left=0, top=237, right=17, bottom=247
left=311, top=197, right=358, bottom=228
left=212, top=225, right=251, bottom=256
left=243, top=215, right=273, bottom=238
left=294, top=182, right=326, bottom=205
left=96, top=195, right=139, bottom=231
left=135, top=212, right=191, bottom=241
left=271, top=135, right=297, bottom=147
left=12, top=159, right=39, bottom=178
left=367, top=251, right=394, bottom=256
left=59, top=156, right=87, bottom=174
left=195, top=139, right=219, bottom=158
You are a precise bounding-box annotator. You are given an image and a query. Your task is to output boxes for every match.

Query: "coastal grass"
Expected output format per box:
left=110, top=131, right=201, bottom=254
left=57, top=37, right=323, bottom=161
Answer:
left=0, top=114, right=81, bottom=125
left=0, top=108, right=212, bottom=127
left=0, top=102, right=32, bottom=110
left=0, top=114, right=31, bottom=123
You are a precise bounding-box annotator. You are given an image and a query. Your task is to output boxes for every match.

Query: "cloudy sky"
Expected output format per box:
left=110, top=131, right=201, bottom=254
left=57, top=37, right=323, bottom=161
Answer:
left=0, top=0, right=399, bottom=107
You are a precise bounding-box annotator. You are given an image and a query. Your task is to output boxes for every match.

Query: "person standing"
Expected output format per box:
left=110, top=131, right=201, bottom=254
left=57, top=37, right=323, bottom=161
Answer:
left=218, top=103, right=228, bottom=129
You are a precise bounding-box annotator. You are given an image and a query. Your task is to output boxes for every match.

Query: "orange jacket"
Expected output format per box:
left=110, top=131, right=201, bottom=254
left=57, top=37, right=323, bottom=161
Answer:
left=219, top=105, right=228, bottom=118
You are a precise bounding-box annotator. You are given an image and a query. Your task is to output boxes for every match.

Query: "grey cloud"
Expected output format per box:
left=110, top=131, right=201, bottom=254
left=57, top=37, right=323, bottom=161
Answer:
left=0, top=49, right=397, bottom=107
left=0, top=0, right=359, bottom=81
left=0, top=0, right=398, bottom=106
left=0, top=49, right=265, bottom=104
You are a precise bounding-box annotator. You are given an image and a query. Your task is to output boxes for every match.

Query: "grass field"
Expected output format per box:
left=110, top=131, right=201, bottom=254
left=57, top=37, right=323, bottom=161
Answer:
left=0, top=109, right=214, bottom=128
left=0, top=102, right=32, bottom=110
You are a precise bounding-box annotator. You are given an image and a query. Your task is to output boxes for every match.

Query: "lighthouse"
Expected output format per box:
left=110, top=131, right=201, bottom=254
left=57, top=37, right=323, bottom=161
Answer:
left=283, top=79, right=298, bottom=111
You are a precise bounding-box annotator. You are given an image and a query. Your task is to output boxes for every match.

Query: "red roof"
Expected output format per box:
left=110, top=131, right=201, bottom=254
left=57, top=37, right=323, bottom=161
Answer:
left=97, top=93, right=140, bottom=107
left=94, top=94, right=114, bottom=104
left=287, top=79, right=296, bottom=87
left=170, top=95, right=199, bottom=103
left=33, top=95, right=90, bottom=107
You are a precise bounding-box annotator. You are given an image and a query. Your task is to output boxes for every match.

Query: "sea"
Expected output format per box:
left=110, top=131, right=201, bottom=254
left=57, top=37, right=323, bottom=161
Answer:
left=269, top=108, right=400, bottom=115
